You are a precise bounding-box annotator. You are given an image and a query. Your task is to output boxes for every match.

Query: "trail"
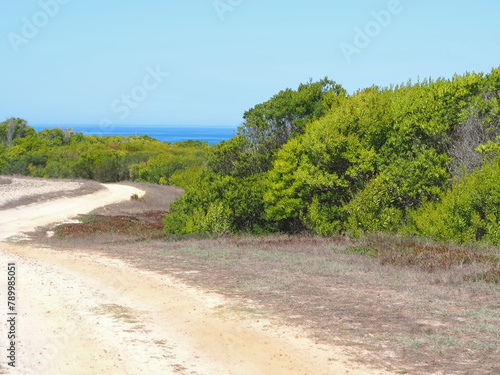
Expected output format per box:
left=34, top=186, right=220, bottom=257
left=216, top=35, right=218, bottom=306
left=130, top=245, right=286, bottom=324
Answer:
left=0, top=184, right=144, bottom=241
left=0, top=183, right=381, bottom=374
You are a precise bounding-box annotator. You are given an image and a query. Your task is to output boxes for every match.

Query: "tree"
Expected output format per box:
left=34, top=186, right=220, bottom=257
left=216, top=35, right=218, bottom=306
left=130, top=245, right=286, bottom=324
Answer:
left=6, top=118, right=14, bottom=147
left=209, top=78, right=346, bottom=177
left=0, top=118, right=35, bottom=147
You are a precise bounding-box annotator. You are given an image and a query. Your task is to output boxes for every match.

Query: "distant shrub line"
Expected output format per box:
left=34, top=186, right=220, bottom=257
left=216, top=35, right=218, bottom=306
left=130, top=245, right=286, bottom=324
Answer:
left=0, top=123, right=208, bottom=189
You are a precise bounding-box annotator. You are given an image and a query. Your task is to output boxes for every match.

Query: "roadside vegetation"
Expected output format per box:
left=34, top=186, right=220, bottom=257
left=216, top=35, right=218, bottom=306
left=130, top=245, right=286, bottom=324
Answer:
left=163, top=67, right=500, bottom=249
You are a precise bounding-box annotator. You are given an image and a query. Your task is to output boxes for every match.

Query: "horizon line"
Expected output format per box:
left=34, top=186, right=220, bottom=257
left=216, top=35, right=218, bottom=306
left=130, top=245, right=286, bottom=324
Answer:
left=33, top=124, right=239, bottom=128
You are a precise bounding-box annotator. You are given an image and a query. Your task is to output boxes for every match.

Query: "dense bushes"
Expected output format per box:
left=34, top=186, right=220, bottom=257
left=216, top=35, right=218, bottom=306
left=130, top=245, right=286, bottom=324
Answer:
left=165, top=68, right=500, bottom=245
left=165, top=78, right=347, bottom=235
left=0, top=118, right=35, bottom=146
left=0, top=122, right=208, bottom=186
left=409, top=155, right=500, bottom=245
left=164, top=171, right=270, bottom=235
left=129, top=149, right=206, bottom=186
left=264, top=119, right=376, bottom=234
left=208, top=78, right=346, bottom=177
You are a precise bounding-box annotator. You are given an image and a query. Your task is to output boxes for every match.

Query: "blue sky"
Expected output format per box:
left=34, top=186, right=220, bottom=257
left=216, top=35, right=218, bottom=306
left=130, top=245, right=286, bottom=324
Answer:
left=1, top=0, right=499, bottom=128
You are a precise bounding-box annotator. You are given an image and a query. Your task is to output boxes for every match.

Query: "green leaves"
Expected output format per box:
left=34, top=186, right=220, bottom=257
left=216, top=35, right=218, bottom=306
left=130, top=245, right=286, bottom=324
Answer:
left=209, top=78, right=346, bottom=177
left=264, top=115, right=376, bottom=233
left=197, top=202, right=231, bottom=236
left=129, top=149, right=206, bottom=186
left=346, top=174, right=403, bottom=236
left=164, top=171, right=273, bottom=235
left=0, top=124, right=208, bottom=184
left=476, top=137, right=500, bottom=156
left=409, top=156, right=500, bottom=244
left=0, top=118, right=35, bottom=147
left=164, top=66, right=500, bottom=238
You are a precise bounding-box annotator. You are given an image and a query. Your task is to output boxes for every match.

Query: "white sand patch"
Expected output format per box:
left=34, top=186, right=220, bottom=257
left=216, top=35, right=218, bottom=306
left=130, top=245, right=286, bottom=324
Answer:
left=0, top=178, right=82, bottom=206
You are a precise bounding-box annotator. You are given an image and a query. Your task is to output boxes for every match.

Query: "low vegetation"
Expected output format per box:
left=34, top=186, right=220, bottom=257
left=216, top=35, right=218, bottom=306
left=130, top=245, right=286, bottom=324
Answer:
left=54, top=212, right=166, bottom=240
left=0, top=120, right=207, bottom=188
left=338, top=237, right=500, bottom=280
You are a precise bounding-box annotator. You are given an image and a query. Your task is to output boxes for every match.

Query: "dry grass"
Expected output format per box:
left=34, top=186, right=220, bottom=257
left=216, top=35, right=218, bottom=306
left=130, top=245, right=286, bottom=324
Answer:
left=36, top=233, right=500, bottom=374
left=338, top=234, right=500, bottom=284
left=53, top=211, right=166, bottom=240
left=27, top=183, right=500, bottom=375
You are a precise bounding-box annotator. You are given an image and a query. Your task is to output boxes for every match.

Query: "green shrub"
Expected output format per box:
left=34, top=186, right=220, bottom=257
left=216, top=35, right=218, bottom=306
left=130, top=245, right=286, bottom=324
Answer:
left=300, top=196, right=346, bottom=235
left=197, top=201, right=231, bottom=236
left=409, top=157, right=500, bottom=244
left=346, top=174, right=404, bottom=236
left=168, top=166, right=204, bottom=189
left=164, top=171, right=272, bottom=235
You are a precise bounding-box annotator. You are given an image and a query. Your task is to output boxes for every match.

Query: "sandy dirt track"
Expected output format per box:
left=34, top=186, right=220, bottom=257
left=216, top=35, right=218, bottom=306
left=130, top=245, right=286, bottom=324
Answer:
left=0, top=184, right=143, bottom=241
left=0, top=181, right=383, bottom=374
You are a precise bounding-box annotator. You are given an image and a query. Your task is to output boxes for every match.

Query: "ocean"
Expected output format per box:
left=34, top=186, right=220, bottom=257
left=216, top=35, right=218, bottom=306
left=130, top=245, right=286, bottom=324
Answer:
left=33, top=125, right=237, bottom=145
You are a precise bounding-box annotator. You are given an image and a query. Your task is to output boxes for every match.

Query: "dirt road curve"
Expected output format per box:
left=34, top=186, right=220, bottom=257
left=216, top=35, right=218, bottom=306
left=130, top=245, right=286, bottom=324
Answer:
left=0, top=183, right=382, bottom=374
left=0, top=184, right=142, bottom=241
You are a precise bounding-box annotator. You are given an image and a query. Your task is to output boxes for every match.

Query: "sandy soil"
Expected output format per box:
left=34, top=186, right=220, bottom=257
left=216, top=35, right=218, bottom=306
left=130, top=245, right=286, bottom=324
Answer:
left=0, top=183, right=144, bottom=241
left=0, top=179, right=384, bottom=374
left=0, top=177, right=82, bottom=207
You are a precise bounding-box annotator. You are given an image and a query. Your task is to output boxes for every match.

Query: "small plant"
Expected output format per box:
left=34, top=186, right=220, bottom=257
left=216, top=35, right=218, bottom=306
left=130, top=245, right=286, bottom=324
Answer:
left=338, top=245, right=380, bottom=258
left=130, top=193, right=145, bottom=202
left=466, top=265, right=500, bottom=284
left=198, top=201, right=231, bottom=236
